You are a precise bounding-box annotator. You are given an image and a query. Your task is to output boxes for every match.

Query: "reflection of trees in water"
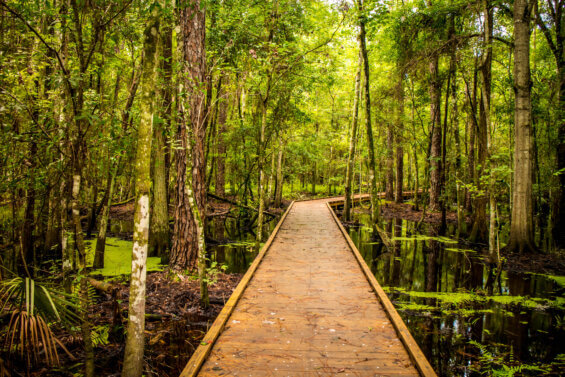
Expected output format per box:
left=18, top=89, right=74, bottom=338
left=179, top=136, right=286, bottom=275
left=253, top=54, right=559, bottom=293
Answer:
left=391, top=217, right=403, bottom=287
left=223, top=247, right=249, bottom=274
left=348, top=213, right=565, bottom=375
left=422, top=223, right=442, bottom=371
left=507, top=273, right=531, bottom=360
left=424, top=224, right=442, bottom=294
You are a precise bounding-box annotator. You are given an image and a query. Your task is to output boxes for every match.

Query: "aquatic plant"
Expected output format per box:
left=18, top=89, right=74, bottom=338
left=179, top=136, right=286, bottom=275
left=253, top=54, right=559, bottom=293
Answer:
left=469, top=341, right=551, bottom=376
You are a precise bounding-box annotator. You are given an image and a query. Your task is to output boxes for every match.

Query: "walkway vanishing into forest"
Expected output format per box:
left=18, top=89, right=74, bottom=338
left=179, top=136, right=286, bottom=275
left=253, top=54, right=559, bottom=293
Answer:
left=181, top=197, right=437, bottom=377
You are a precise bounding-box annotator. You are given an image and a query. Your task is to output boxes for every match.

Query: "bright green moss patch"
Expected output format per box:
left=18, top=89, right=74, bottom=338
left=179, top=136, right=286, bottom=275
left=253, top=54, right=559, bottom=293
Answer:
left=85, top=237, right=164, bottom=276
left=398, top=303, right=436, bottom=312
left=544, top=274, right=565, bottom=288
left=488, top=295, right=543, bottom=309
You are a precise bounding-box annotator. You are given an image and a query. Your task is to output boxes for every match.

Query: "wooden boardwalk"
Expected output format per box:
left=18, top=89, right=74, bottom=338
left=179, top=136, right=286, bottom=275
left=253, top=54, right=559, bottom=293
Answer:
left=181, top=198, right=436, bottom=377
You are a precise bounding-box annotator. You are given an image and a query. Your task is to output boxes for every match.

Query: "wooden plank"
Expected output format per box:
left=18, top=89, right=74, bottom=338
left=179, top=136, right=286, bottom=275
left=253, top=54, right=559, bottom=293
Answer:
left=326, top=201, right=437, bottom=377
left=179, top=201, right=295, bottom=377
left=182, top=198, right=430, bottom=376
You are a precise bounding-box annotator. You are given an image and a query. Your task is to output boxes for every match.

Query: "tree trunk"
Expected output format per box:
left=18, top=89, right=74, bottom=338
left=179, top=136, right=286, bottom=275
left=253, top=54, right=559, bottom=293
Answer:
left=72, top=171, right=94, bottom=377
left=171, top=0, right=207, bottom=270
left=555, top=67, right=565, bottom=248
left=215, top=75, right=229, bottom=198
left=507, top=0, right=537, bottom=253
left=465, top=60, right=479, bottom=213
left=149, top=22, right=172, bottom=262
left=149, top=108, right=170, bottom=259
left=470, top=0, right=492, bottom=243
left=428, top=54, right=442, bottom=211
left=60, top=178, right=73, bottom=294
left=386, top=124, right=395, bottom=200
left=274, top=136, right=284, bottom=208
left=22, top=141, right=37, bottom=272
left=121, top=5, right=160, bottom=376
left=255, top=98, right=268, bottom=252
left=358, top=0, right=378, bottom=223
left=93, top=167, right=116, bottom=269
left=534, top=1, right=565, bottom=248
left=395, top=68, right=404, bottom=204
left=344, top=59, right=361, bottom=222
left=267, top=148, right=276, bottom=205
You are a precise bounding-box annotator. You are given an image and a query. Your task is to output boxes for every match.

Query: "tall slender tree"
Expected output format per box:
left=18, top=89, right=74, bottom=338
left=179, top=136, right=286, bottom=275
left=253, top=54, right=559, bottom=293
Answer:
left=507, top=0, right=537, bottom=253
left=470, top=0, right=493, bottom=243
left=344, top=55, right=362, bottom=222
left=357, top=0, right=379, bottom=223
left=171, top=0, right=208, bottom=272
left=534, top=0, right=565, bottom=248
left=121, top=3, right=161, bottom=375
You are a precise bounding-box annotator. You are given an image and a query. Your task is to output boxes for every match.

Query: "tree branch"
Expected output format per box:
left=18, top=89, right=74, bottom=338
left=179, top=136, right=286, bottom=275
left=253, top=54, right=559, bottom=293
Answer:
left=534, top=1, right=559, bottom=58
left=0, top=0, right=69, bottom=76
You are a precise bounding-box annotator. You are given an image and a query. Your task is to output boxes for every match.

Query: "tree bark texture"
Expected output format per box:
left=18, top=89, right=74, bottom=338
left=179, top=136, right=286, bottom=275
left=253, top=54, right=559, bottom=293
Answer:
left=470, top=0, right=492, bottom=243
left=358, top=0, right=379, bottom=223
left=149, top=23, right=173, bottom=261
left=215, top=75, right=229, bottom=198
left=171, top=0, right=207, bottom=270
left=274, top=136, right=284, bottom=208
left=386, top=124, right=395, bottom=200
left=428, top=54, right=442, bottom=212
left=94, top=167, right=116, bottom=269
left=534, top=0, right=565, bottom=248
left=507, top=0, right=536, bottom=253
left=255, top=99, right=268, bottom=252
left=395, top=68, right=404, bottom=204
left=121, top=6, right=160, bottom=377
left=344, top=60, right=361, bottom=222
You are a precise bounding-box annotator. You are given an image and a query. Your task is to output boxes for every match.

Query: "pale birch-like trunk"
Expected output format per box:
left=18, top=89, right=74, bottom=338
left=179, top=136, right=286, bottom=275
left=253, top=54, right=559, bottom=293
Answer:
left=121, top=5, right=160, bottom=376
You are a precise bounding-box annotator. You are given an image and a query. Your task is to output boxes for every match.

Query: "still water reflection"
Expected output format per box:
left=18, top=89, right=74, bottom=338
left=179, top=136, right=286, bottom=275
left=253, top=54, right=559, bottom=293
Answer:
left=346, top=212, right=565, bottom=376
left=207, top=214, right=280, bottom=273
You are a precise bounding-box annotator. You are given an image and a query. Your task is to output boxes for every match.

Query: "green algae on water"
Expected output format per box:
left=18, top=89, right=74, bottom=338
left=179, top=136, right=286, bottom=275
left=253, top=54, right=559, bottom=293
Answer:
left=387, top=286, right=564, bottom=310
left=391, top=235, right=458, bottom=244
left=85, top=237, right=164, bottom=276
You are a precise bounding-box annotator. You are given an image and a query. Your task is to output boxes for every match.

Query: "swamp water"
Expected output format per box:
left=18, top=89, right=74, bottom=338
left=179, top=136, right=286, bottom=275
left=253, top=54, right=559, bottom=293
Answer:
left=88, top=213, right=280, bottom=275
left=345, top=210, right=565, bottom=376
left=88, top=206, right=564, bottom=376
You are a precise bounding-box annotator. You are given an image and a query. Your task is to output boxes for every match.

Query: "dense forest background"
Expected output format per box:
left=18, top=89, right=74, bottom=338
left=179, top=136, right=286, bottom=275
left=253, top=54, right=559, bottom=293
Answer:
left=0, top=0, right=564, bottom=376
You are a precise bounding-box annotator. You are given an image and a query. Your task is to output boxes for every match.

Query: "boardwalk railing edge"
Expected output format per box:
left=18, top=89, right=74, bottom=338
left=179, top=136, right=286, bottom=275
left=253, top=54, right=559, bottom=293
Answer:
left=326, top=201, right=438, bottom=377
left=179, top=201, right=296, bottom=377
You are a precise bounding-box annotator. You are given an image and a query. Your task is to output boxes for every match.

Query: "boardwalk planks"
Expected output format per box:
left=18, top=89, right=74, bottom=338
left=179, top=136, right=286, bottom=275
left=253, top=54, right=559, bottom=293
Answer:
left=181, top=198, right=436, bottom=377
